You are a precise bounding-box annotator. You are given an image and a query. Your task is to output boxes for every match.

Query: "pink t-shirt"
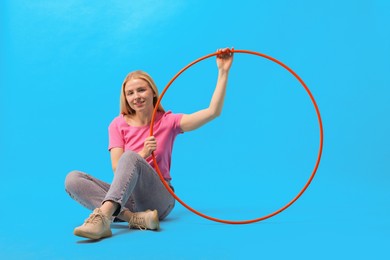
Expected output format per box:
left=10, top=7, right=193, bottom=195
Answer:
left=108, top=111, right=183, bottom=180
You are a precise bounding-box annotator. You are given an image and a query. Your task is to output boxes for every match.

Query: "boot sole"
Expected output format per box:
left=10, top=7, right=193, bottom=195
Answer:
left=74, top=229, right=112, bottom=240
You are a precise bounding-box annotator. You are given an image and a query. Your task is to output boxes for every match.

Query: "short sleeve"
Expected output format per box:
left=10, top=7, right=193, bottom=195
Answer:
left=108, top=118, right=124, bottom=151
left=165, top=111, right=184, bottom=135
left=174, top=113, right=184, bottom=134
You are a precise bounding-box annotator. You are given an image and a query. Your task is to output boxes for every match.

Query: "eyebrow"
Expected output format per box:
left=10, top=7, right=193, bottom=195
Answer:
left=126, top=86, right=148, bottom=93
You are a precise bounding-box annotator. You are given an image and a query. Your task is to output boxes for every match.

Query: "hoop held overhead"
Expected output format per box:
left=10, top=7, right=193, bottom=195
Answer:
left=150, top=49, right=324, bottom=224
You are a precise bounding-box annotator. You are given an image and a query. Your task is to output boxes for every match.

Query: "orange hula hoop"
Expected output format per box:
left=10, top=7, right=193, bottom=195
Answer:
left=150, top=49, right=324, bottom=224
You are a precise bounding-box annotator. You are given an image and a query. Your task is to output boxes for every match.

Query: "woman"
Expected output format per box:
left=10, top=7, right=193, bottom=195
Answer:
left=65, top=48, right=233, bottom=240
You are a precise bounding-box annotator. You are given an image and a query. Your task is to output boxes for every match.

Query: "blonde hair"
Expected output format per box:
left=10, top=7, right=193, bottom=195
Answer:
left=120, top=70, right=165, bottom=115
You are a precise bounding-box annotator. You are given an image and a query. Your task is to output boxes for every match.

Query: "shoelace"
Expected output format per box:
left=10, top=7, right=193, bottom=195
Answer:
left=129, top=214, right=147, bottom=230
left=85, top=211, right=106, bottom=225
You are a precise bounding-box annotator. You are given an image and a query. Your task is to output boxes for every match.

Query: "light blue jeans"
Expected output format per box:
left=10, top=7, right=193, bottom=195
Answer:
left=65, top=151, right=175, bottom=220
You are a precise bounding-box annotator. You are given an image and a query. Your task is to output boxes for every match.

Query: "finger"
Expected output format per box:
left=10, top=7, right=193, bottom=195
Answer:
left=216, top=48, right=222, bottom=58
left=146, top=137, right=156, bottom=143
left=220, top=48, right=232, bottom=58
left=219, top=48, right=226, bottom=56
left=146, top=142, right=157, bottom=148
left=146, top=139, right=157, bottom=145
left=148, top=143, right=157, bottom=149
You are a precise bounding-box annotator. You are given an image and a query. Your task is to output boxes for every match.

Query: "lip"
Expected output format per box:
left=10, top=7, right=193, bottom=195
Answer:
left=134, top=100, right=145, bottom=107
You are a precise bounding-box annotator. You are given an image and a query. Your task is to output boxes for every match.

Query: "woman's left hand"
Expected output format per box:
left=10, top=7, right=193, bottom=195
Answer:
left=216, top=47, right=234, bottom=72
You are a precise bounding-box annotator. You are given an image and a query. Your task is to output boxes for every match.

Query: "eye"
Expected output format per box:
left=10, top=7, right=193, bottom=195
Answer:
left=137, top=88, right=146, bottom=92
left=126, top=91, right=133, bottom=96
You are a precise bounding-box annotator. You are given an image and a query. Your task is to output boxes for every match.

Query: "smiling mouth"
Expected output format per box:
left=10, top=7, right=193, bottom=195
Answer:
left=134, top=100, right=145, bottom=106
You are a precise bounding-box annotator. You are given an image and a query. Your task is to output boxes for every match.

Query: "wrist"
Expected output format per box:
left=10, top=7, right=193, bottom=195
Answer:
left=218, top=69, right=229, bottom=76
left=138, top=151, right=147, bottom=158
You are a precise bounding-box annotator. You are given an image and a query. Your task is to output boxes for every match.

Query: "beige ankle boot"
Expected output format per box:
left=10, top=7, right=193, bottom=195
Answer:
left=128, top=210, right=160, bottom=230
left=74, top=208, right=112, bottom=239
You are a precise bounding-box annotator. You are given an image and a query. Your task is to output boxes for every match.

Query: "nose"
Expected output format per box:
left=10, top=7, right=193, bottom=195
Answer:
left=134, top=92, right=141, bottom=99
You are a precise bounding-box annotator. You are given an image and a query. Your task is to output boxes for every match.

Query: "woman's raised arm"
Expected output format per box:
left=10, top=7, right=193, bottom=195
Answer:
left=180, top=48, right=234, bottom=132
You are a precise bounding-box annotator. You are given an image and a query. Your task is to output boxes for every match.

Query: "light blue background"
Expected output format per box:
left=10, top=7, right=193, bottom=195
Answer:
left=1, top=0, right=389, bottom=259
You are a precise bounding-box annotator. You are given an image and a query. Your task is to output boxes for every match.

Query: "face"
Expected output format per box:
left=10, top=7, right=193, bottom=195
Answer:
left=124, top=78, right=155, bottom=113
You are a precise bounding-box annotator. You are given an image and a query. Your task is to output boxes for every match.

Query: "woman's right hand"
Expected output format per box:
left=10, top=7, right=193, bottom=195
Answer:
left=216, top=47, right=234, bottom=73
left=139, top=136, right=157, bottom=158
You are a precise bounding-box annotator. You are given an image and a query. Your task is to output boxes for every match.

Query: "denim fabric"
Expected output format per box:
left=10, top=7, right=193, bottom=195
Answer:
left=65, top=151, right=175, bottom=220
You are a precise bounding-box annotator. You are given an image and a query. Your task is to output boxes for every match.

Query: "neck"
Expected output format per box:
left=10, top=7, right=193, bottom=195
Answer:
left=132, top=109, right=153, bottom=126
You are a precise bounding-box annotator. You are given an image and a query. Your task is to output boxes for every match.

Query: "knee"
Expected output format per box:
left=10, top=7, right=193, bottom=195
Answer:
left=120, top=150, right=143, bottom=164
left=159, top=201, right=175, bottom=220
left=65, top=170, right=84, bottom=193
